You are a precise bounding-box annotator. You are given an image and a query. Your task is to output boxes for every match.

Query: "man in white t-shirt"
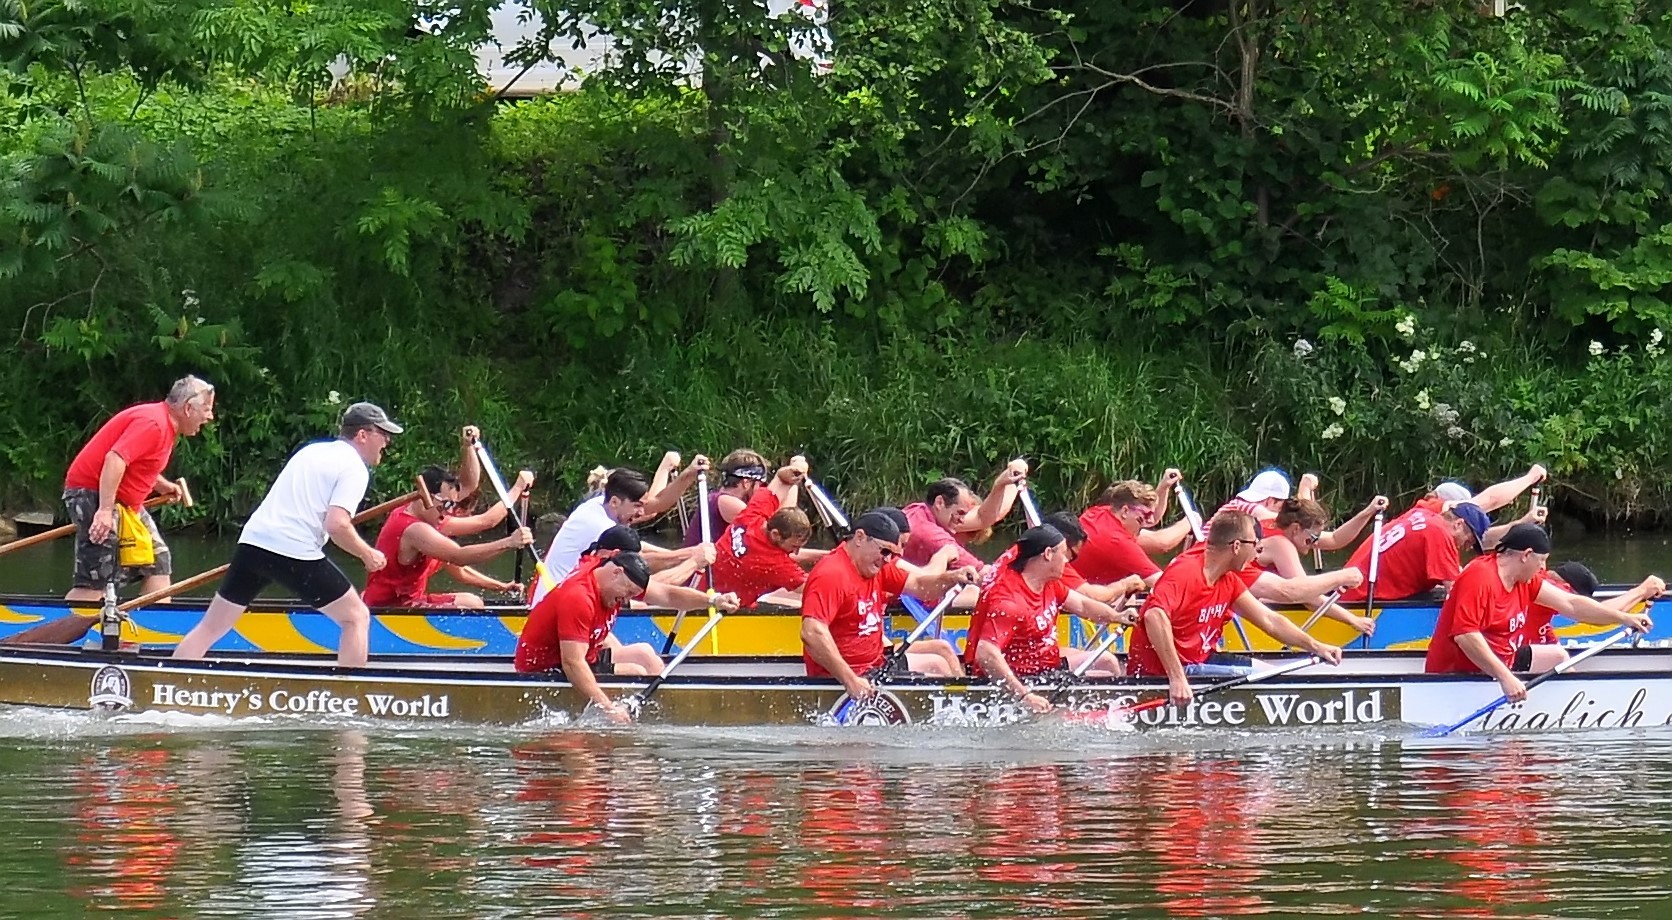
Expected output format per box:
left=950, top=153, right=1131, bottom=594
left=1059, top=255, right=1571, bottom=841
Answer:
left=530, top=463, right=716, bottom=604
left=172, top=402, right=401, bottom=667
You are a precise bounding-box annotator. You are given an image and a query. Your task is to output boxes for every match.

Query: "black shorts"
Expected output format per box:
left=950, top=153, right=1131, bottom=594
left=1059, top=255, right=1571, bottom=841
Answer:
left=592, top=647, right=614, bottom=676
left=1512, top=644, right=1534, bottom=672
left=217, top=544, right=355, bottom=610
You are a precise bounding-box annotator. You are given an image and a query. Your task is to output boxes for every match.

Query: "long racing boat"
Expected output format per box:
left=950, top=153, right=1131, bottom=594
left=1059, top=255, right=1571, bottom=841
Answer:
left=1, top=591, right=1666, bottom=656
left=4, top=639, right=1667, bottom=735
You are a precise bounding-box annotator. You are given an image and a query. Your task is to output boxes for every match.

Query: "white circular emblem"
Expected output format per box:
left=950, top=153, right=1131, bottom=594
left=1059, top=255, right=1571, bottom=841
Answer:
left=842, top=690, right=912, bottom=726
left=88, top=665, right=133, bottom=713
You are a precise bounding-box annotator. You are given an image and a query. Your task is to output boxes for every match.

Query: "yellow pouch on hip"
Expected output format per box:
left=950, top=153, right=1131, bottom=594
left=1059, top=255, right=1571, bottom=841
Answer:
left=116, top=505, right=155, bottom=567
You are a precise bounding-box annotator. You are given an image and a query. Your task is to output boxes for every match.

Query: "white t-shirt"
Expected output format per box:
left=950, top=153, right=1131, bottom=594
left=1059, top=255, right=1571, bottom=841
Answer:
left=240, top=439, right=371, bottom=560
left=530, top=495, right=618, bottom=603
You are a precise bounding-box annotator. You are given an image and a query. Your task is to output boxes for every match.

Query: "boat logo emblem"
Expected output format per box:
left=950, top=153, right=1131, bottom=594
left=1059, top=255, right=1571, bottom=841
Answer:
left=844, top=690, right=911, bottom=726
left=88, top=665, right=133, bottom=713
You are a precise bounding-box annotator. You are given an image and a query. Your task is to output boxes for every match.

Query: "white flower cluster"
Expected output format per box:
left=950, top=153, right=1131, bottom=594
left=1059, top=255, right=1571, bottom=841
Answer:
left=326, top=390, right=342, bottom=405
left=1395, top=314, right=1416, bottom=341
left=1446, top=425, right=1466, bottom=440
left=1431, top=402, right=1460, bottom=426
left=1294, top=339, right=1315, bottom=359
left=1396, top=349, right=1428, bottom=373
left=1589, top=340, right=1605, bottom=357
left=1328, top=396, right=1346, bottom=416
left=1498, top=436, right=1513, bottom=448
left=1321, top=423, right=1345, bottom=440
left=1457, top=340, right=1479, bottom=364
left=1415, top=389, right=1431, bottom=411
left=1650, top=329, right=1665, bottom=358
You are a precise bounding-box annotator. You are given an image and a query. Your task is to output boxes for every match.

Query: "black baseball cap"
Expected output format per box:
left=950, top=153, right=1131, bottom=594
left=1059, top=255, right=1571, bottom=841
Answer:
left=610, top=552, right=652, bottom=590
left=852, top=510, right=903, bottom=547
left=1009, top=525, right=1065, bottom=571
left=866, top=506, right=911, bottom=536
left=587, top=525, right=642, bottom=556
left=1496, top=523, right=1552, bottom=555
left=1551, top=561, right=1600, bottom=597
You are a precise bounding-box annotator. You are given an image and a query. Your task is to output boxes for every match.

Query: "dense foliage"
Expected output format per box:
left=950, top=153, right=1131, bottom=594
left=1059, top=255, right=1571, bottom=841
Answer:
left=1, top=0, right=1670, bottom=527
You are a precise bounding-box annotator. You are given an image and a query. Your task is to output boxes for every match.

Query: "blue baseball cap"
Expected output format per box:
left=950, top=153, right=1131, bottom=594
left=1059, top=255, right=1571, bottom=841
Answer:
left=1452, top=502, right=1490, bottom=551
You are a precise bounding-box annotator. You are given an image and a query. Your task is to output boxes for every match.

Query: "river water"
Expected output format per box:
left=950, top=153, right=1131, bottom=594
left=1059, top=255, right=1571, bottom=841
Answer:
left=3, top=715, right=1671, bottom=918
left=6, top=528, right=1672, bottom=916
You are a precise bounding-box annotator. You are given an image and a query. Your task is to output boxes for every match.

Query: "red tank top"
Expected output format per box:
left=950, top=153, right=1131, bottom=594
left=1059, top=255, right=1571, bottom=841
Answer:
left=362, top=505, right=442, bottom=606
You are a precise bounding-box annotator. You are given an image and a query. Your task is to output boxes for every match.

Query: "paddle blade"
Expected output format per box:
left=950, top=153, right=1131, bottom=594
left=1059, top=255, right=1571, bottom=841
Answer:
left=0, top=614, right=97, bottom=646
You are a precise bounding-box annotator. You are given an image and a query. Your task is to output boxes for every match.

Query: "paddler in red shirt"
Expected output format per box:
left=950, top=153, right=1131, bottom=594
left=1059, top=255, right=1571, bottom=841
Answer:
left=800, top=511, right=979, bottom=702
left=1075, top=477, right=1191, bottom=589
left=516, top=529, right=741, bottom=723
left=1424, top=523, right=1651, bottom=701
left=1040, top=512, right=1148, bottom=605
left=966, top=525, right=1142, bottom=714
left=1339, top=502, right=1492, bottom=603
left=1413, top=465, right=1547, bottom=515
left=1523, top=563, right=1664, bottom=647
left=1128, top=511, right=1344, bottom=707
left=710, top=455, right=826, bottom=606
left=1252, top=498, right=1378, bottom=636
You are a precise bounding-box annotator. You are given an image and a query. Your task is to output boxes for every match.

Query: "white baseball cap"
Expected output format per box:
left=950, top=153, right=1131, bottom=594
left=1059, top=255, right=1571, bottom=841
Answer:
left=1236, top=470, right=1292, bottom=503
left=1434, top=481, right=1473, bottom=502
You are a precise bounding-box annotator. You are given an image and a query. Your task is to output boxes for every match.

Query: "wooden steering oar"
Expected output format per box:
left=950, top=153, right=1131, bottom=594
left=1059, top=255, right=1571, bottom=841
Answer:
left=1, top=490, right=416, bottom=646
left=0, top=486, right=191, bottom=558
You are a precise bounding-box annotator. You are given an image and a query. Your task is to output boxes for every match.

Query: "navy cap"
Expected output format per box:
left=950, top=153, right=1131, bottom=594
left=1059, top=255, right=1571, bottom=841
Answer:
left=610, top=552, right=652, bottom=590
left=1496, top=522, right=1552, bottom=555
left=1452, top=502, right=1491, bottom=551
left=1008, top=525, right=1065, bottom=571
left=852, top=510, right=902, bottom=546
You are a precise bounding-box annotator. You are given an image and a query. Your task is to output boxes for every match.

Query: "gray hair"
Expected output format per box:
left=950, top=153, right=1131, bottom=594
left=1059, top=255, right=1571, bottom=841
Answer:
left=166, top=375, right=215, bottom=408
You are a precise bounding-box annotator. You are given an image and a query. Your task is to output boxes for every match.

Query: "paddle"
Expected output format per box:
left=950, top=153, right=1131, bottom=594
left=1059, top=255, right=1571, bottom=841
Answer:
left=1018, top=481, right=1043, bottom=528
left=0, top=487, right=191, bottom=558
left=1045, top=625, right=1125, bottom=707
left=1298, top=587, right=1348, bottom=636
left=1173, top=482, right=1207, bottom=543
left=1, top=490, right=417, bottom=646
left=1360, top=509, right=1384, bottom=650
left=1418, top=628, right=1633, bottom=738
left=623, top=610, right=727, bottom=716
left=1108, top=654, right=1322, bottom=722
left=828, top=585, right=961, bottom=725
left=471, top=440, right=550, bottom=594
left=804, top=479, right=850, bottom=539
left=662, top=469, right=715, bottom=657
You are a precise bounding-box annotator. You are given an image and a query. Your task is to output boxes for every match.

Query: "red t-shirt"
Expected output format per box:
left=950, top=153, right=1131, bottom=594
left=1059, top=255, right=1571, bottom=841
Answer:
left=362, top=505, right=444, bottom=606
left=1126, top=551, right=1250, bottom=677
left=1340, top=508, right=1460, bottom=602
left=1075, top=505, right=1161, bottom=584
left=1413, top=496, right=1446, bottom=515
left=1424, top=555, right=1542, bottom=674
left=1175, top=543, right=1261, bottom=588
left=901, top=502, right=982, bottom=570
left=1525, top=572, right=1570, bottom=645
left=515, top=558, right=619, bottom=672
left=711, top=489, right=808, bottom=606
left=801, top=547, right=909, bottom=677
left=964, top=566, right=1070, bottom=677
left=64, top=402, right=179, bottom=507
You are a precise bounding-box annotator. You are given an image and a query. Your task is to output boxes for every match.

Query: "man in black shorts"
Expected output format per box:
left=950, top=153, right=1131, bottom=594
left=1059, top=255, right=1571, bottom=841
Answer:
left=173, top=402, right=401, bottom=667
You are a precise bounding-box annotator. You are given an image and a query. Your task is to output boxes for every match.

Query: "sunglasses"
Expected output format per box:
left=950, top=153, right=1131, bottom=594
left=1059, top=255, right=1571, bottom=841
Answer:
left=1225, top=538, right=1260, bottom=549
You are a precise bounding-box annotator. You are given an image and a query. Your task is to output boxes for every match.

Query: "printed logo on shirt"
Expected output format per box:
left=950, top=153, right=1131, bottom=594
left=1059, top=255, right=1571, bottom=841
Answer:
left=856, top=597, right=881, bottom=637
left=1376, top=511, right=1429, bottom=553
left=730, top=526, right=747, bottom=558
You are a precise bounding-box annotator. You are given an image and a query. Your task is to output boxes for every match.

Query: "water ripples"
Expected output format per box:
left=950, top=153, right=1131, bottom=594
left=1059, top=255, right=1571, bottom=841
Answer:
left=2, top=719, right=1671, bottom=917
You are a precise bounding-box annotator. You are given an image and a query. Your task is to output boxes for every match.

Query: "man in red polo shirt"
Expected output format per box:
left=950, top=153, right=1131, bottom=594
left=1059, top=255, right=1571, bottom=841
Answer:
left=1522, top=563, right=1664, bottom=647
left=966, top=525, right=1142, bottom=714
left=1425, top=524, right=1652, bottom=701
left=801, top=511, right=979, bottom=701
left=1339, top=502, right=1491, bottom=603
left=62, top=376, right=216, bottom=602
left=900, top=460, right=1030, bottom=572
left=516, top=544, right=740, bottom=723
left=1128, top=511, right=1343, bottom=707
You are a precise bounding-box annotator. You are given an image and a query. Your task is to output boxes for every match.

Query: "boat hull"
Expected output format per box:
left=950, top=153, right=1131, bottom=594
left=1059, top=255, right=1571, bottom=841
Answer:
left=1, top=593, right=1665, bottom=656
left=9, top=644, right=1672, bottom=734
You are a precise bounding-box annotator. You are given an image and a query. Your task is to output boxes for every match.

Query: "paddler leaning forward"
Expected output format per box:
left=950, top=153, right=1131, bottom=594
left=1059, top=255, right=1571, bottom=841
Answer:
left=800, top=510, right=980, bottom=702
left=515, top=526, right=741, bottom=724
left=1424, top=523, right=1653, bottom=702
left=965, top=525, right=1143, bottom=715
left=1128, top=510, right=1344, bottom=708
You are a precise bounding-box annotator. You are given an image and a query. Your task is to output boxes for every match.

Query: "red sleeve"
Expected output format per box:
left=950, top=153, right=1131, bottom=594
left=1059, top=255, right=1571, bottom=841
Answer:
left=734, top=488, right=781, bottom=529
left=1424, top=530, right=1463, bottom=585
left=109, top=417, right=168, bottom=465
left=1048, top=579, right=1072, bottom=607
left=1446, top=573, right=1492, bottom=639
left=758, top=551, right=809, bottom=592
left=1060, top=564, right=1087, bottom=590
left=801, top=570, right=846, bottom=625
left=880, top=560, right=910, bottom=597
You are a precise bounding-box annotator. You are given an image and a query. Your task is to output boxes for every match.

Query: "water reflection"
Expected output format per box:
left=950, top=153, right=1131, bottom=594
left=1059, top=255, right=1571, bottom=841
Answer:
left=8, top=730, right=1672, bottom=917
